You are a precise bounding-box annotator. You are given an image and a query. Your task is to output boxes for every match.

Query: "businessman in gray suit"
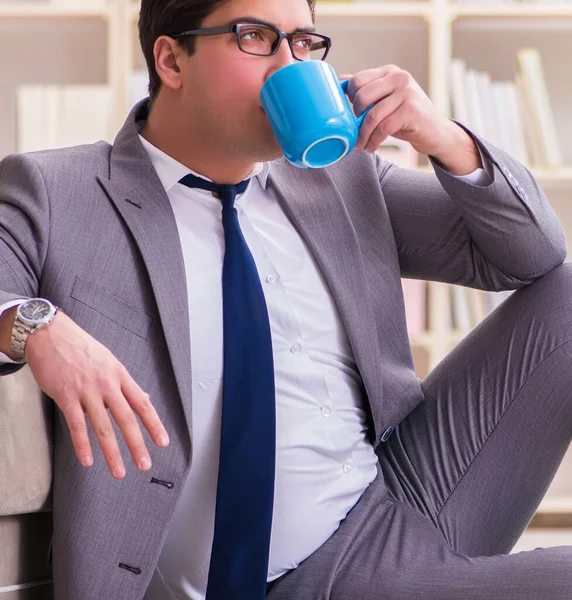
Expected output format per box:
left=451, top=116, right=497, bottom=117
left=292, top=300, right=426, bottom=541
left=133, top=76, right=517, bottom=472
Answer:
left=1, top=0, right=572, bottom=598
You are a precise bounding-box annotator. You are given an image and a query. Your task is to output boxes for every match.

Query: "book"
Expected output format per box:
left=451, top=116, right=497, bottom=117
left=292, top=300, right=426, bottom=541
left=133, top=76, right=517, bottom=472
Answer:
left=491, top=81, right=529, bottom=166
left=16, top=84, right=112, bottom=153
left=450, top=285, right=472, bottom=332
left=464, top=68, right=486, bottom=138
left=450, top=58, right=471, bottom=127
left=448, top=52, right=558, bottom=168
left=475, top=70, right=501, bottom=148
left=515, top=73, right=543, bottom=167
left=401, top=279, right=427, bottom=335
left=467, top=288, right=487, bottom=325
left=516, top=47, right=563, bottom=168
left=59, top=84, right=112, bottom=147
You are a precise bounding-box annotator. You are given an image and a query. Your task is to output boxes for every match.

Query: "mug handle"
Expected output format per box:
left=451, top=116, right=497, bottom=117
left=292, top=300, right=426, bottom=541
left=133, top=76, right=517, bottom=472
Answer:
left=340, top=79, right=374, bottom=128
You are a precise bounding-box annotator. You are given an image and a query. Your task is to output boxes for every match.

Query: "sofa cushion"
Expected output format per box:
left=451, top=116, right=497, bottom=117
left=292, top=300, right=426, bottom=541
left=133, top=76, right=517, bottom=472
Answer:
left=0, top=587, right=53, bottom=600
left=0, top=367, right=53, bottom=516
left=0, top=512, right=52, bottom=594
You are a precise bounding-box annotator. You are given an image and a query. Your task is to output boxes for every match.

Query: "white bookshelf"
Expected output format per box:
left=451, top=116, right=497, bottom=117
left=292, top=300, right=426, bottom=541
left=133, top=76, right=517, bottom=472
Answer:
left=451, top=4, right=572, bottom=17
left=0, top=0, right=570, bottom=363
left=1, top=0, right=572, bottom=514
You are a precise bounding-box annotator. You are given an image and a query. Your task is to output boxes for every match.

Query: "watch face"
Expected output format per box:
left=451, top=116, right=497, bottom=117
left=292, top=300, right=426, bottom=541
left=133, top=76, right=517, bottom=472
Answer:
left=20, top=299, right=53, bottom=323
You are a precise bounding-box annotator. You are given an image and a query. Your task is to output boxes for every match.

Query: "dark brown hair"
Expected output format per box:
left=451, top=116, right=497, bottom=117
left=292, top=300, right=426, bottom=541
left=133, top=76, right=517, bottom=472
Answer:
left=139, top=0, right=316, bottom=101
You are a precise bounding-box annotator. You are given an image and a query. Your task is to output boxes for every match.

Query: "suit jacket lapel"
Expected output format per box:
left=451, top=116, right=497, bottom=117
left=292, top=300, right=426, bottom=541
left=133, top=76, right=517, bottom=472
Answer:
left=268, top=161, right=384, bottom=441
left=96, top=101, right=193, bottom=437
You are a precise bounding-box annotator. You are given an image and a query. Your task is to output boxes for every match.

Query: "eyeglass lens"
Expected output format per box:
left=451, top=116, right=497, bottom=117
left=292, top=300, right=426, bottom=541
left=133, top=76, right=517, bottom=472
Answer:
left=237, top=25, right=328, bottom=60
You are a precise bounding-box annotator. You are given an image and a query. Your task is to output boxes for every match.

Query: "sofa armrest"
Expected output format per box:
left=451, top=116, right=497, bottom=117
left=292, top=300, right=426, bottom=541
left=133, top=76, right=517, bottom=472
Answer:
left=0, top=367, right=53, bottom=516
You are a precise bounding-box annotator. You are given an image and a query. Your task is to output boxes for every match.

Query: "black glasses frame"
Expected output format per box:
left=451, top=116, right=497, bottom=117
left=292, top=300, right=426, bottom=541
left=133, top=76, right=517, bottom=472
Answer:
left=169, top=22, right=332, bottom=62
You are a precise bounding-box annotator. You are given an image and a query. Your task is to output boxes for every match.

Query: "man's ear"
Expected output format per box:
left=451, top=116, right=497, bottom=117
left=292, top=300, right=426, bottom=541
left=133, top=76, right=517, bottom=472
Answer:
left=153, top=36, right=184, bottom=91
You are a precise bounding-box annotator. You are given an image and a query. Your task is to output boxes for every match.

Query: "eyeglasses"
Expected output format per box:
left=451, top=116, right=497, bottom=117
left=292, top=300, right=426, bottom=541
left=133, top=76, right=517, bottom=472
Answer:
left=170, top=22, right=331, bottom=62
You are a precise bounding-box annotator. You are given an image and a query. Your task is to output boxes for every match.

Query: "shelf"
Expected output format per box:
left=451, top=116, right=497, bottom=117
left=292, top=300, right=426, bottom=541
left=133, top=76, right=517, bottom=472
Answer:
left=129, top=1, right=433, bottom=20
left=0, top=3, right=109, bottom=19
left=531, top=497, right=572, bottom=527
left=538, top=497, right=572, bottom=513
left=452, top=3, right=572, bottom=18
left=316, top=1, right=432, bottom=17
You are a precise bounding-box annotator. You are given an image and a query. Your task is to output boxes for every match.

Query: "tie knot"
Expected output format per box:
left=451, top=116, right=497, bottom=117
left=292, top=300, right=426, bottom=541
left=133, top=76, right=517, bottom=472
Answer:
left=179, top=173, right=249, bottom=209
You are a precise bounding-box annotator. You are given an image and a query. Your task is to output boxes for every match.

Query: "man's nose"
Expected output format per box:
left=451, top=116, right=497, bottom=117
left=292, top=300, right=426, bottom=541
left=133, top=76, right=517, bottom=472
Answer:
left=265, top=38, right=296, bottom=79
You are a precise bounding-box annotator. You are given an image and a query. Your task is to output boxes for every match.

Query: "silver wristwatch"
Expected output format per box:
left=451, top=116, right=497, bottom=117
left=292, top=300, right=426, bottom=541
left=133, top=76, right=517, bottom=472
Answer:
left=10, top=298, right=59, bottom=361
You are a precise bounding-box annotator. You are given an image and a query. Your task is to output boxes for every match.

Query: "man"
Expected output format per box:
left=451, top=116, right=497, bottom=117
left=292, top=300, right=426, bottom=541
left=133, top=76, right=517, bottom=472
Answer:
left=0, top=0, right=571, bottom=598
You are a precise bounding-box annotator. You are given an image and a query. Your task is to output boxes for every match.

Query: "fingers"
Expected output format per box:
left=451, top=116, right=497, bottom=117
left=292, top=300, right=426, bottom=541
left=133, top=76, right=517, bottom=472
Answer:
left=356, top=92, right=407, bottom=152
left=345, top=65, right=404, bottom=109
left=344, top=67, right=425, bottom=153
left=63, top=405, right=94, bottom=468
left=64, top=373, right=169, bottom=480
left=83, top=368, right=170, bottom=479
left=355, top=71, right=409, bottom=116
left=84, top=397, right=126, bottom=479
left=107, top=394, right=153, bottom=474
left=64, top=378, right=169, bottom=479
left=121, top=367, right=170, bottom=449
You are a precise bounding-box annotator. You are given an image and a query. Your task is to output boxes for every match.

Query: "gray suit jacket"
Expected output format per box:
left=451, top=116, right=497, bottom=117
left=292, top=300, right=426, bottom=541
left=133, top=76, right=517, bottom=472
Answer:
left=0, top=99, right=566, bottom=599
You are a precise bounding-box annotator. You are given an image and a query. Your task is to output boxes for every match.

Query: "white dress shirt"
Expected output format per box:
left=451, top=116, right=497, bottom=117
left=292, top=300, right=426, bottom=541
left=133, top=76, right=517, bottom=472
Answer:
left=139, top=136, right=380, bottom=599
left=0, top=140, right=491, bottom=600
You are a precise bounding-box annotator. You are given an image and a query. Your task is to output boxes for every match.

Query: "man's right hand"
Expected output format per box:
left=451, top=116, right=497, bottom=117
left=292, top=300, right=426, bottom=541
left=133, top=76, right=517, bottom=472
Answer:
left=1, top=307, right=170, bottom=479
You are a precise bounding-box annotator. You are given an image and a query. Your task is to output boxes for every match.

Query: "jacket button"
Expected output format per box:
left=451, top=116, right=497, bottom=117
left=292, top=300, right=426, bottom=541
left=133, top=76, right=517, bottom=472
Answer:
left=381, top=426, right=394, bottom=442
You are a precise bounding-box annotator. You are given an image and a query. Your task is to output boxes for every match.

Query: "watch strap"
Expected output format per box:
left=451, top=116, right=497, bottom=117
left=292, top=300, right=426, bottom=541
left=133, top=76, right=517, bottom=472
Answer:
left=10, top=317, right=33, bottom=361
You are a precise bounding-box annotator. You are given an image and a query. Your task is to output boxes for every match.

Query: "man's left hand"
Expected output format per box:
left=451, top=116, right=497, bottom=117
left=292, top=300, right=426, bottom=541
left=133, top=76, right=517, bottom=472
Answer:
left=342, top=65, right=482, bottom=175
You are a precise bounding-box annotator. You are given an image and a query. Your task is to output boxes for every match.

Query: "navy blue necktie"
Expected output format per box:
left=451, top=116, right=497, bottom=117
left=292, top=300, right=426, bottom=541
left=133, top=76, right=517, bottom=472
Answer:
left=179, top=173, right=276, bottom=600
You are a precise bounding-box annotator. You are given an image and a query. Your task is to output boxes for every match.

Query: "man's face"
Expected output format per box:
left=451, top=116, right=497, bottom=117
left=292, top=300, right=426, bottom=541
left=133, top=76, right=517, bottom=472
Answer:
left=177, top=0, right=315, bottom=163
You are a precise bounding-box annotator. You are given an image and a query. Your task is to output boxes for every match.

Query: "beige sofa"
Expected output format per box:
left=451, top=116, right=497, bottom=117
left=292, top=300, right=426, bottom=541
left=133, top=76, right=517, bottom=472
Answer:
left=0, top=367, right=53, bottom=599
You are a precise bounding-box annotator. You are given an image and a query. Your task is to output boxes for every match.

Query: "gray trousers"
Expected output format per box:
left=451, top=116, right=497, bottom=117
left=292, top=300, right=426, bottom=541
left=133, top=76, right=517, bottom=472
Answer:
left=268, top=263, right=572, bottom=599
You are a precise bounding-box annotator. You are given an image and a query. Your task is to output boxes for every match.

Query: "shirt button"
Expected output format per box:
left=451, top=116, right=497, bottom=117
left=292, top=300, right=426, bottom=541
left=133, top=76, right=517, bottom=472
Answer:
left=321, top=406, right=331, bottom=417
left=290, top=344, right=301, bottom=354
left=342, top=464, right=353, bottom=474
left=266, top=275, right=277, bottom=284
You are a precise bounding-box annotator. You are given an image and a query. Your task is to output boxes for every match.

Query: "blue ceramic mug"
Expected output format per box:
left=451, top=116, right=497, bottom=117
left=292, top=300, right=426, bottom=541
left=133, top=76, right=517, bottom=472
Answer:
left=260, top=60, right=373, bottom=169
